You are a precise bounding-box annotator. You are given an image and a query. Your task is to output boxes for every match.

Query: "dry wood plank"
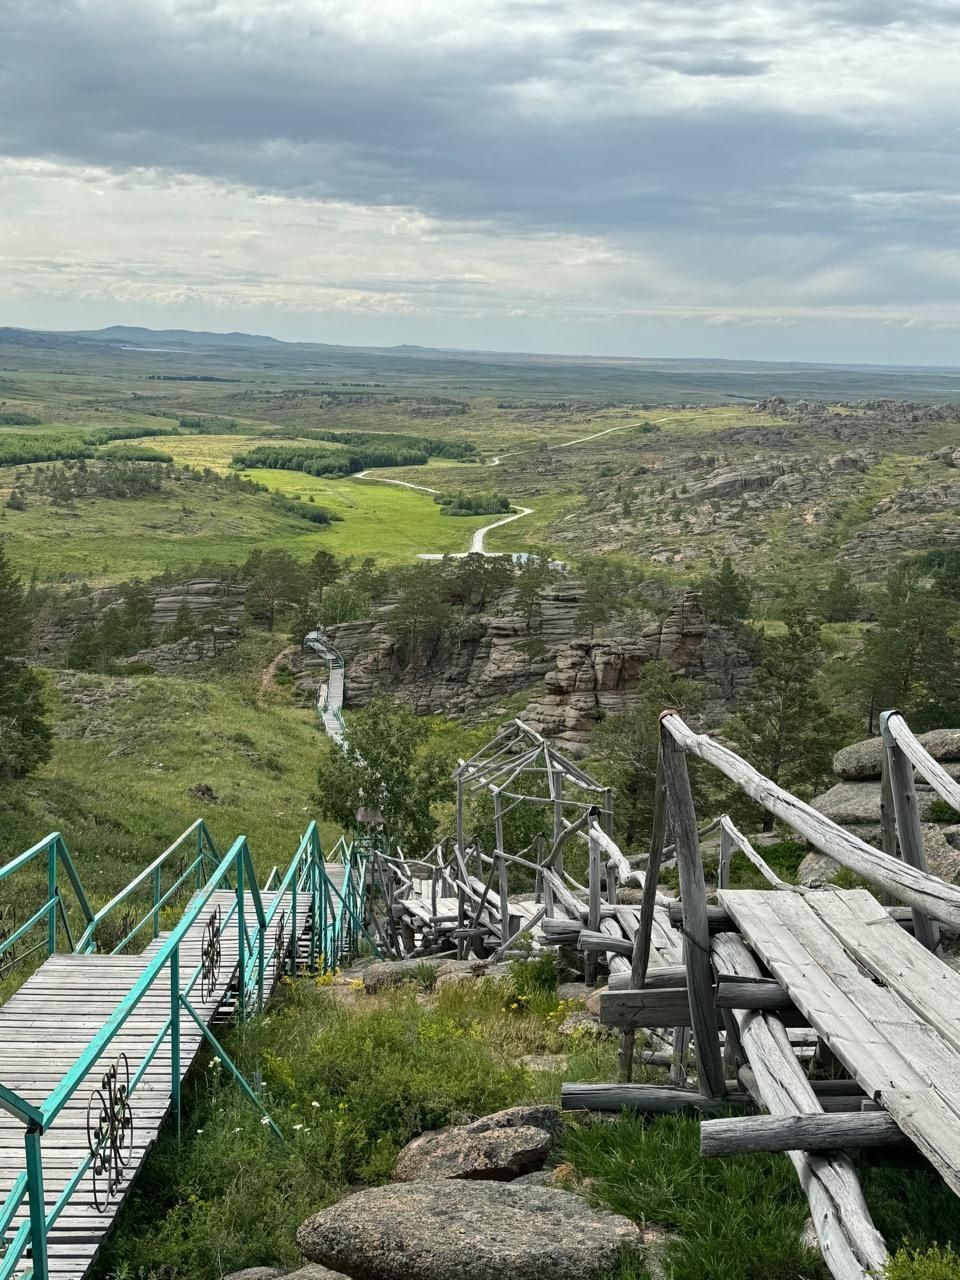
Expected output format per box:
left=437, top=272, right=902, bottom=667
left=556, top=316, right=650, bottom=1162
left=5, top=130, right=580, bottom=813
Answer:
left=711, top=931, right=888, bottom=1280
left=700, top=1111, right=904, bottom=1157
left=722, top=890, right=960, bottom=1193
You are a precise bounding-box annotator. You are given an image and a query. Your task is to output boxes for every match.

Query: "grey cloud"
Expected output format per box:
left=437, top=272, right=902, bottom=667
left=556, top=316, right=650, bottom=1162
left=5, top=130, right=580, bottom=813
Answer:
left=2, top=0, right=960, bottom=304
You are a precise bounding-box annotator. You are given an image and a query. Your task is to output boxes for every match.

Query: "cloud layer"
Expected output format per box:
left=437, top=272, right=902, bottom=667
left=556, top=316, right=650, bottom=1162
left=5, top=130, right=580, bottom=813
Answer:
left=3, top=0, right=960, bottom=360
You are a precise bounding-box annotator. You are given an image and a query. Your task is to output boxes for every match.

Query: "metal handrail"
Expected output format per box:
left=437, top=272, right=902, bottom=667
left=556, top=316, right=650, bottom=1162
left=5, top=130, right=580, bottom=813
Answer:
left=75, top=819, right=222, bottom=955
left=0, top=817, right=374, bottom=1280
left=0, top=833, right=95, bottom=973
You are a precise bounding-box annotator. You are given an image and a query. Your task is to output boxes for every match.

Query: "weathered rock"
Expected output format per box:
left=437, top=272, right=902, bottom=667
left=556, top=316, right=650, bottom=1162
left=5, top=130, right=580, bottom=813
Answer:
left=393, top=1121, right=551, bottom=1183
left=393, top=1105, right=563, bottom=1182
left=296, top=1181, right=642, bottom=1280
left=797, top=852, right=840, bottom=889
left=919, top=825, right=960, bottom=885
left=223, top=1269, right=282, bottom=1280
left=284, top=1267, right=352, bottom=1280
left=362, top=958, right=489, bottom=993
left=811, top=781, right=939, bottom=825
left=558, top=1010, right=614, bottom=1040
left=833, top=730, right=960, bottom=781
left=555, top=981, right=587, bottom=1002
left=584, top=986, right=606, bottom=1017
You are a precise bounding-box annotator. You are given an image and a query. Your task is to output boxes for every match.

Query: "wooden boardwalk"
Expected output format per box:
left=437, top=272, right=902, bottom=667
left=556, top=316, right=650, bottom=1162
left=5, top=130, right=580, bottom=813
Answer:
left=0, top=888, right=296, bottom=1279
left=723, top=886, right=960, bottom=1195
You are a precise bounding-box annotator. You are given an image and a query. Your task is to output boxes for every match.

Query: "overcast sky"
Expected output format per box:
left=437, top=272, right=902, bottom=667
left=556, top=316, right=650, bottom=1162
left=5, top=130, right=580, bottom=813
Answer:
left=3, top=0, right=960, bottom=363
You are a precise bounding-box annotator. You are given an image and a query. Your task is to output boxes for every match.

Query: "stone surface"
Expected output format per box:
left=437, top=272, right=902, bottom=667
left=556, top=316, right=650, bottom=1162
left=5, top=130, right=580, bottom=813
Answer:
left=558, top=1010, right=614, bottom=1039
left=393, top=1105, right=563, bottom=1182
left=296, top=1180, right=642, bottom=1280
left=362, top=957, right=489, bottom=993
left=811, top=780, right=940, bottom=825
left=798, top=852, right=840, bottom=889
left=555, top=981, right=587, bottom=1002
left=223, top=1269, right=282, bottom=1280
left=919, top=825, right=960, bottom=885
left=311, top=587, right=750, bottom=755
left=833, top=730, right=960, bottom=780
left=284, top=1267, right=352, bottom=1280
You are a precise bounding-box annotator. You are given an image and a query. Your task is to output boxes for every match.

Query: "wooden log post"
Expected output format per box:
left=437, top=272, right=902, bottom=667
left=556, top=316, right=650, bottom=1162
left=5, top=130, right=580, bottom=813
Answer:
left=700, top=1112, right=905, bottom=1158
left=659, top=717, right=725, bottom=1099
left=562, top=1083, right=743, bottom=1116
left=620, top=754, right=668, bottom=1083
left=718, top=821, right=734, bottom=891
left=584, top=824, right=603, bottom=986
left=880, top=710, right=942, bottom=955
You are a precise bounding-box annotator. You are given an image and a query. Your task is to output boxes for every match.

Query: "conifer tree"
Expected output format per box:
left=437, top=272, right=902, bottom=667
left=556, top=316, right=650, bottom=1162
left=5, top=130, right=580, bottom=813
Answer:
left=0, top=540, right=52, bottom=778
left=700, top=556, right=753, bottom=626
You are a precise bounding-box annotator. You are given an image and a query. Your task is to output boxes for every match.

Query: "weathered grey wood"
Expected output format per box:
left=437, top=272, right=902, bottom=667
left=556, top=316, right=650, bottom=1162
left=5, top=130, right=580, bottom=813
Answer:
left=561, top=1083, right=741, bottom=1115
left=585, top=826, right=603, bottom=986
left=660, top=719, right=725, bottom=1098
left=718, top=821, right=734, bottom=891
left=601, top=987, right=701, bottom=1029
left=882, top=710, right=960, bottom=812
left=880, top=714, right=942, bottom=953
left=578, top=929, right=634, bottom=957
left=663, top=711, right=960, bottom=928
left=804, top=889, right=960, bottom=1058
left=722, top=890, right=960, bottom=1195
left=714, top=977, right=793, bottom=1011
left=620, top=756, right=669, bottom=1083
left=609, top=965, right=687, bottom=991
left=711, top=931, right=888, bottom=1280
left=669, top=901, right=919, bottom=934
left=700, top=1112, right=904, bottom=1157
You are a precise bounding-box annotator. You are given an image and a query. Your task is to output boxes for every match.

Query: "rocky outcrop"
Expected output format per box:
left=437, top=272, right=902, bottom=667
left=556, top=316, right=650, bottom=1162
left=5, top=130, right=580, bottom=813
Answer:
left=803, top=730, right=960, bottom=884
left=309, top=588, right=749, bottom=751
left=521, top=594, right=750, bottom=754
left=392, top=1106, right=559, bottom=1182
left=296, top=1181, right=642, bottom=1280
left=116, top=629, right=242, bottom=672
left=150, top=578, right=244, bottom=630
left=834, top=730, right=960, bottom=780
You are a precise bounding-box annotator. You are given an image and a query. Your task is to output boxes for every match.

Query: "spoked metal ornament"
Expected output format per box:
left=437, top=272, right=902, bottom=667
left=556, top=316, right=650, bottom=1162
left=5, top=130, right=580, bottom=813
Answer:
left=273, top=910, right=288, bottom=982
left=0, top=904, right=16, bottom=976
left=200, top=903, right=222, bottom=1002
left=87, top=1053, right=134, bottom=1212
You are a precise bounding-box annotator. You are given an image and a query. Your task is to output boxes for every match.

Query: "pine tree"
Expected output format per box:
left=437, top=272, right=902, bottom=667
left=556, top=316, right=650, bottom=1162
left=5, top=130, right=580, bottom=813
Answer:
left=0, top=540, right=52, bottom=778
left=819, top=565, right=861, bottom=623
left=724, top=606, right=846, bottom=827
left=700, top=556, right=754, bottom=626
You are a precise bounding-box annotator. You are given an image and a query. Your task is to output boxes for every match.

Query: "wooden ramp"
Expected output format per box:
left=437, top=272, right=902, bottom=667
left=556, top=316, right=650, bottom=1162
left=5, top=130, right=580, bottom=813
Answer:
left=722, top=886, right=960, bottom=1195
left=0, top=889, right=294, bottom=1280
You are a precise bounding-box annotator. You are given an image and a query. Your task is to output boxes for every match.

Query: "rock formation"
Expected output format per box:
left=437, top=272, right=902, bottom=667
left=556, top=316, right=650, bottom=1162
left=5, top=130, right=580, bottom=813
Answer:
left=297, top=589, right=750, bottom=754
left=802, top=731, right=960, bottom=885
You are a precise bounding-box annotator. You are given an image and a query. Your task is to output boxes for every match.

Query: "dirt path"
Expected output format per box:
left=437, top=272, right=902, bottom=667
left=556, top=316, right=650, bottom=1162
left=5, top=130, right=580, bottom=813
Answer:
left=259, top=645, right=297, bottom=696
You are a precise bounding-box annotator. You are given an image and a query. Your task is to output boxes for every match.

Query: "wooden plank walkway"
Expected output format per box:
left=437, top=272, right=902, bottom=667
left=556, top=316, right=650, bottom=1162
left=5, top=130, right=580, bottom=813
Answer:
left=0, top=887, right=302, bottom=1280
left=721, top=886, right=960, bottom=1195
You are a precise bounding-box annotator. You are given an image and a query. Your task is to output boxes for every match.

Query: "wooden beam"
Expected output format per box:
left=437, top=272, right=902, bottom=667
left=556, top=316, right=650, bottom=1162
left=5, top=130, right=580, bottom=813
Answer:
left=660, top=718, right=725, bottom=1099
left=700, top=1112, right=905, bottom=1158
left=561, top=1083, right=745, bottom=1115
left=880, top=712, right=942, bottom=954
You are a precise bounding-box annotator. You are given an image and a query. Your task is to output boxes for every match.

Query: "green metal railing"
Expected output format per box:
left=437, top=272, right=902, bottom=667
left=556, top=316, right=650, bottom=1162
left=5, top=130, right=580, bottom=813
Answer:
left=0, top=833, right=94, bottom=976
left=0, top=820, right=374, bottom=1280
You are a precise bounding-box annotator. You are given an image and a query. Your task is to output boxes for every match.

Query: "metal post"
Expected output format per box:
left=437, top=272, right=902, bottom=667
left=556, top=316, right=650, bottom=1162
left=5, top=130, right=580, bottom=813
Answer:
left=170, top=946, right=181, bottom=1140
left=47, top=842, right=58, bottom=956
left=237, top=853, right=246, bottom=1023
left=24, top=1126, right=48, bottom=1280
left=291, top=872, right=298, bottom=978
left=153, top=865, right=162, bottom=940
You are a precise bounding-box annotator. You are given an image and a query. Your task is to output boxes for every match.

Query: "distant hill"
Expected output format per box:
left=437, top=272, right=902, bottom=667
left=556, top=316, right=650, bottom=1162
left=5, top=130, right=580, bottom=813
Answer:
left=70, top=326, right=288, bottom=350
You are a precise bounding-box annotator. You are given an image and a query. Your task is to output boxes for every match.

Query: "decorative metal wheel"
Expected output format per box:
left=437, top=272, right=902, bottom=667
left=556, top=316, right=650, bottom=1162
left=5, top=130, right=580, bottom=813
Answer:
left=87, top=1053, right=134, bottom=1213
left=0, top=904, right=16, bottom=976
left=200, top=904, right=222, bottom=1002
left=274, top=910, right=288, bottom=982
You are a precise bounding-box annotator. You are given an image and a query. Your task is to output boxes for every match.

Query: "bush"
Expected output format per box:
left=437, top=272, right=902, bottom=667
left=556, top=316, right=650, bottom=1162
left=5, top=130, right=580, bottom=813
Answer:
left=886, top=1246, right=960, bottom=1279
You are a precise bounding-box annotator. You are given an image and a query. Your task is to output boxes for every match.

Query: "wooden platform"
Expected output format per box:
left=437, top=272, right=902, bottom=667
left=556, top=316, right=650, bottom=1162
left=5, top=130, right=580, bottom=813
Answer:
left=0, top=887, right=303, bottom=1280
left=721, top=887, right=960, bottom=1194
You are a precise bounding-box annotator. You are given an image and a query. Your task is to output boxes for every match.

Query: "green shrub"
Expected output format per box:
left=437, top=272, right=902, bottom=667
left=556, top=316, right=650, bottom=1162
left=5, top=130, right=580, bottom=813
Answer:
left=886, top=1246, right=960, bottom=1279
